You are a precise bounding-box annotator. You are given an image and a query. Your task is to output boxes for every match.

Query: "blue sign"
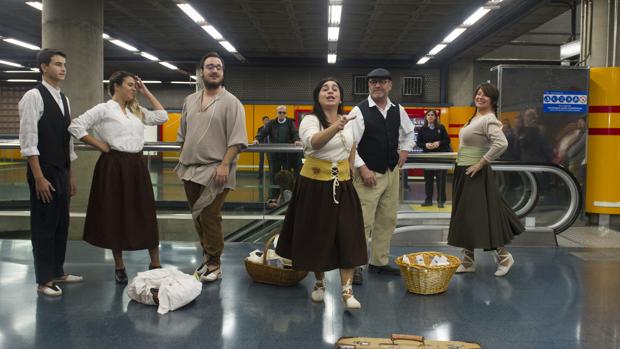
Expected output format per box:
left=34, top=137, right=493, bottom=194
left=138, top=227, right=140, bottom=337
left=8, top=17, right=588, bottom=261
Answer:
left=543, top=91, right=588, bottom=113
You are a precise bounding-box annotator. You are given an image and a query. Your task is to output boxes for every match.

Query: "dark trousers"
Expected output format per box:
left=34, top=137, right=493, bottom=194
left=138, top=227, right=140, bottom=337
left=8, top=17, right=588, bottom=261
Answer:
left=269, top=152, right=300, bottom=197
left=423, top=169, right=446, bottom=204
left=27, top=165, right=70, bottom=284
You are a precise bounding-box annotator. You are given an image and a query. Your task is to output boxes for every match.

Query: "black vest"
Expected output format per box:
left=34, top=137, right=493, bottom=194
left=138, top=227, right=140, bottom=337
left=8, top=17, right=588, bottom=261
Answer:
left=356, top=99, right=400, bottom=173
left=35, top=84, right=71, bottom=169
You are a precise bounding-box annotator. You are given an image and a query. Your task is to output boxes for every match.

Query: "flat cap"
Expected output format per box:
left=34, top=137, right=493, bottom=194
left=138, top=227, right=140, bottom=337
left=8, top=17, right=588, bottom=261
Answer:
left=367, top=68, right=392, bottom=80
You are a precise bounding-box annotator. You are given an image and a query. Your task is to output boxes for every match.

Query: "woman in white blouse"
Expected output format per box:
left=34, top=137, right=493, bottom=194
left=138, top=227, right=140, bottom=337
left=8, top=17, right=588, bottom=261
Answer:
left=275, top=78, right=367, bottom=310
left=68, top=71, right=168, bottom=284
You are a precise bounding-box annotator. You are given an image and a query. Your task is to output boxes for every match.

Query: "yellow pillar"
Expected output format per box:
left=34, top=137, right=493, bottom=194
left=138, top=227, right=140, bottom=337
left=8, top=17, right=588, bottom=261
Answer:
left=586, top=67, right=620, bottom=214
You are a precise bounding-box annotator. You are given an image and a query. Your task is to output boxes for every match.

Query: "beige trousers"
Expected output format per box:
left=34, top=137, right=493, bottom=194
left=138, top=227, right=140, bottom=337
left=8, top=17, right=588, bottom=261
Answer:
left=353, top=167, right=400, bottom=266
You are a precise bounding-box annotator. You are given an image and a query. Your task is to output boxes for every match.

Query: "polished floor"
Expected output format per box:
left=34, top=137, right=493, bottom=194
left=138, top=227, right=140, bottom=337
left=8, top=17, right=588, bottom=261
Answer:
left=1, top=240, right=619, bottom=349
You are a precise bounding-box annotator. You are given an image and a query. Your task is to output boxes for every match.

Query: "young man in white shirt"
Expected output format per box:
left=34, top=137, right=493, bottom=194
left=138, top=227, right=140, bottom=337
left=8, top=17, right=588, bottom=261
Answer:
left=18, top=48, right=83, bottom=297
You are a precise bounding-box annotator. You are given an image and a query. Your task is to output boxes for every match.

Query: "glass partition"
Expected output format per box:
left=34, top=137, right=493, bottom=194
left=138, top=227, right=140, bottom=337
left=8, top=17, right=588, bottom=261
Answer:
left=0, top=141, right=581, bottom=245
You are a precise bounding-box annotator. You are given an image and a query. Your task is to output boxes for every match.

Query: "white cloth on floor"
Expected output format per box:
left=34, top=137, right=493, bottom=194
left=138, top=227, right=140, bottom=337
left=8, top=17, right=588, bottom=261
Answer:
left=127, top=268, right=202, bottom=315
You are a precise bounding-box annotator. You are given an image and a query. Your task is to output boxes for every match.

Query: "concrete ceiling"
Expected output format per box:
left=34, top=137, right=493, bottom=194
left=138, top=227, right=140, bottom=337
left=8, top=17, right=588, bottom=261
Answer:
left=0, top=0, right=572, bottom=82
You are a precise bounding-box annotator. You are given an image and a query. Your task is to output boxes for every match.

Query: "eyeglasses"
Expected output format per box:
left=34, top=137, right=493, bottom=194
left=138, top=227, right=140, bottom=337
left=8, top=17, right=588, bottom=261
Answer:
left=369, top=79, right=389, bottom=86
left=203, top=64, right=223, bottom=71
left=277, top=111, right=286, bottom=114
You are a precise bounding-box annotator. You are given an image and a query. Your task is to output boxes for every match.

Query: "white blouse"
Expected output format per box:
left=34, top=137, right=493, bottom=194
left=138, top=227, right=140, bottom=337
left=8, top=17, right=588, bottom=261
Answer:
left=68, top=99, right=168, bottom=153
left=299, top=114, right=355, bottom=162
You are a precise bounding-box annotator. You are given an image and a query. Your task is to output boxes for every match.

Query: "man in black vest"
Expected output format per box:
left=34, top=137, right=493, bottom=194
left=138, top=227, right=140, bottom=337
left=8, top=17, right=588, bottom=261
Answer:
left=18, top=49, right=82, bottom=297
left=350, top=68, right=415, bottom=284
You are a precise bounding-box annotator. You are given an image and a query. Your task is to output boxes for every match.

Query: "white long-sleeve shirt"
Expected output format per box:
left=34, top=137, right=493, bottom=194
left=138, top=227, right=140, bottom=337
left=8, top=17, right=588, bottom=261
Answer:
left=18, top=80, right=77, bottom=160
left=348, top=96, right=415, bottom=168
left=68, top=99, right=168, bottom=153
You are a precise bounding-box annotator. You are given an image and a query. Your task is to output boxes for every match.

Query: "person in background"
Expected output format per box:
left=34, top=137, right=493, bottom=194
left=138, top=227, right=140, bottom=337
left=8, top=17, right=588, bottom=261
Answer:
left=19, top=48, right=83, bottom=297
left=276, top=78, right=367, bottom=310
left=255, top=116, right=270, bottom=179
left=254, top=105, right=303, bottom=199
left=447, top=83, right=524, bottom=277
left=68, top=71, right=168, bottom=284
left=415, top=109, right=450, bottom=208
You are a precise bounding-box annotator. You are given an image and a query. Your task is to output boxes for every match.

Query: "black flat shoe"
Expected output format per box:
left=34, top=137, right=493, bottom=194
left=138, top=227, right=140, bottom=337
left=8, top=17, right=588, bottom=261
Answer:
left=368, top=264, right=401, bottom=275
left=115, top=268, right=128, bottom=284
left=420, top=202, right=433, bottom=207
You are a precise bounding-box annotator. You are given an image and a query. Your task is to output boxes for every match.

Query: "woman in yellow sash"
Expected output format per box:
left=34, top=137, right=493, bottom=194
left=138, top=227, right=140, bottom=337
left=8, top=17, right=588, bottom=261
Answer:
left=448, top=83, right=524, bottom=277
left=276, top=78, right=367, bottom=309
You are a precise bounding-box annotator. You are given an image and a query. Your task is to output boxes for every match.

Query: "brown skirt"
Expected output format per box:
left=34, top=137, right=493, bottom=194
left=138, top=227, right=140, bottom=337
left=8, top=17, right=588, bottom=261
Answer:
left=83, top=150, right=159, bottom=251
left=447, top=165, right=524, bottom=249
left=275, top=175, right=368, bottom=272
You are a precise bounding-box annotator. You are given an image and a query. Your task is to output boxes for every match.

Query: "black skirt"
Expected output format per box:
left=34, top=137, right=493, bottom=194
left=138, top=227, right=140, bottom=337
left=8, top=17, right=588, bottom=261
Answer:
left=83, top=150, right=159, bottom=251
left=447, top=165, right=524, bottom=249
left=275, top=175, right=368, bottom=272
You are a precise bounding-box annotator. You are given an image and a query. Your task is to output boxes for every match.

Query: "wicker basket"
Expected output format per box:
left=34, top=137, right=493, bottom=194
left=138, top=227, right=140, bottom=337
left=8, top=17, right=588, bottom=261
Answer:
left=244, top=234, right=308, bottom=287
left=395, top=252, right=461, bottom=295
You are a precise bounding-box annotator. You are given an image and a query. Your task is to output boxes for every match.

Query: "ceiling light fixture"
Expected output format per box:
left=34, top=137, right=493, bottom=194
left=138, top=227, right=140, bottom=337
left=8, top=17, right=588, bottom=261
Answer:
left=3, top=38, right=40, bottom=50
left=110, top=39, right=138, bottom=52
left=329, top=5, right=342, bottom=25
left=140, top=52, right=159, bottom=61
left=0, top=60, right=24, bottom=68
left=219, top=41, right=237, bottom=53
left=202, top=25, right=223, bottom=41
left=159, top=62, right=178, bottom=70
left=463, top=7, right=491, bottom=26
left=442, top=28, right=466, bottom=43
left=7, top=79, right=37, bottom=82
left=25, top=1, right=42, bottom=11
left=327, top=54, right=337, bottom=64
left=4, top=70, right=39, bottom=73
left=177, top=3, right=205, bottom=23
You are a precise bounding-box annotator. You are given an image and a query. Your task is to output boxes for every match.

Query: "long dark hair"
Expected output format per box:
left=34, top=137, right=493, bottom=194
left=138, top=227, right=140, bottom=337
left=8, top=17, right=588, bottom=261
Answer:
left=422, top=109, right=440, bottom=128
left=466, top=82, right=499, bottom=125
left=312, top=77, right=345, bottom=129
left=108, top=70, right=143, bottom=119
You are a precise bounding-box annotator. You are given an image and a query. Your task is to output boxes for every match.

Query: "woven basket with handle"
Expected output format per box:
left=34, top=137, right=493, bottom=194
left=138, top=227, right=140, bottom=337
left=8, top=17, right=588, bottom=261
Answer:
left=244, top=234, right=308, bottom=287
left=395, top=252, right=461, bottom=295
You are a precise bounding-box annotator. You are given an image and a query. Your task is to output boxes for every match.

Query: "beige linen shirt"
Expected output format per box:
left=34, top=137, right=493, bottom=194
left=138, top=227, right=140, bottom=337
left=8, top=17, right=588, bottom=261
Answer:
left=175, top=88, right=248, bottom=203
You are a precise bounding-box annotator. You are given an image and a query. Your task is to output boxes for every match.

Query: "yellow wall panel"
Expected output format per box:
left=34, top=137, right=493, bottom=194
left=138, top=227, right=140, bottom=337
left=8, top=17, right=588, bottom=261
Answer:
left=589, top=67, right=620, bottom=106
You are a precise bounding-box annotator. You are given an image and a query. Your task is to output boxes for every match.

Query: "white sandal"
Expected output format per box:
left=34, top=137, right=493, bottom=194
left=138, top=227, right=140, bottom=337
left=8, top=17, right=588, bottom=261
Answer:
left=342, top=284, right=361, bottom=310
left=494, top=249, right=514, bottom=277
left=200, top=266, right=222, bottom=282
left=311, top=280, right=325, bottom=302
left=455, top=249, right=475, bottom=273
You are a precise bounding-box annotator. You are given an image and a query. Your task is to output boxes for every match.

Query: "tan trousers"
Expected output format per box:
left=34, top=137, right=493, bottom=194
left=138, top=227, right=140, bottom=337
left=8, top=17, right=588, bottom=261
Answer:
left=353, top=167, right=400, bottom=266
left=183, top=181, right=229, bottom=266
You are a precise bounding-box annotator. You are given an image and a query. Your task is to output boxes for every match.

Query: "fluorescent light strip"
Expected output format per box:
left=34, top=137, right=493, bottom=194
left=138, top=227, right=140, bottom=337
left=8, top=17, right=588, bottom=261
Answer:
left=442, top=28, right=466, bottom=43
left=417, top=56, right=431, bottom=65
left=0, top=60, right=24, bottom=68
left=202, top=25, right=223, bottom=40
left=328, top=27, right=340, bottom=42
left=171, top=81, right=197, bottom=84
left=219, top=41, right=237, bottom=53
left=102, top=33, right=110, bottom=40
left=141, top=80, right=161, bottom=84
left=428, top=44, right=447, bottom=56
left=190, top=75, right=197, bottom=80
left=4, top=70, right=39, bottom=73
left=110, top=39, right=138, bottom=52
left=25, top=1, right=42, bottom=11
left=463, top=7, right=491, bottom=26
left=177, top=3, right=205, bottom=23
left=327, top=54, right=337, bottom=64
left=159, top=61, right=178, bottom=70
left=329, top=5, right=342, bottom=25
left=3, top=38, right=40, bottom=50
left=7, top=79, right=37, bottom=82
left=140, top=52, right=159, bottom=61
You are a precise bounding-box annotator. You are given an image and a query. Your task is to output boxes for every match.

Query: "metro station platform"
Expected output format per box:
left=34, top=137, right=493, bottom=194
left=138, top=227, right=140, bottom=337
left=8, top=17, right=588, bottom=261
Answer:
left=1, top=240, right=619, bottom=348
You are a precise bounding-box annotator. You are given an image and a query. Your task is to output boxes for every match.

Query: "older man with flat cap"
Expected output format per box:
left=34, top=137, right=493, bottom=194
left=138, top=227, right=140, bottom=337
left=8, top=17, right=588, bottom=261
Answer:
left=349, top=68, right=415, bottom=284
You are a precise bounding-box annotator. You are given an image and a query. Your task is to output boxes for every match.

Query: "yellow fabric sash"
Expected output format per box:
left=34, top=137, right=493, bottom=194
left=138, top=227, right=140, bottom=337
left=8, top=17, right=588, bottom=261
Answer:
left=300, top=157, right=351, bottom=181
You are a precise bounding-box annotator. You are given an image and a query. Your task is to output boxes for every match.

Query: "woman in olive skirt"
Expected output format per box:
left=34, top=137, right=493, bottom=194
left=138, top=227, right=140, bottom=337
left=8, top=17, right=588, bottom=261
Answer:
left=447, top=83, right=524, bottom=277
left=68, top=71, right=168, bottom=283
left=275, top=78, right=367, bottom=309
